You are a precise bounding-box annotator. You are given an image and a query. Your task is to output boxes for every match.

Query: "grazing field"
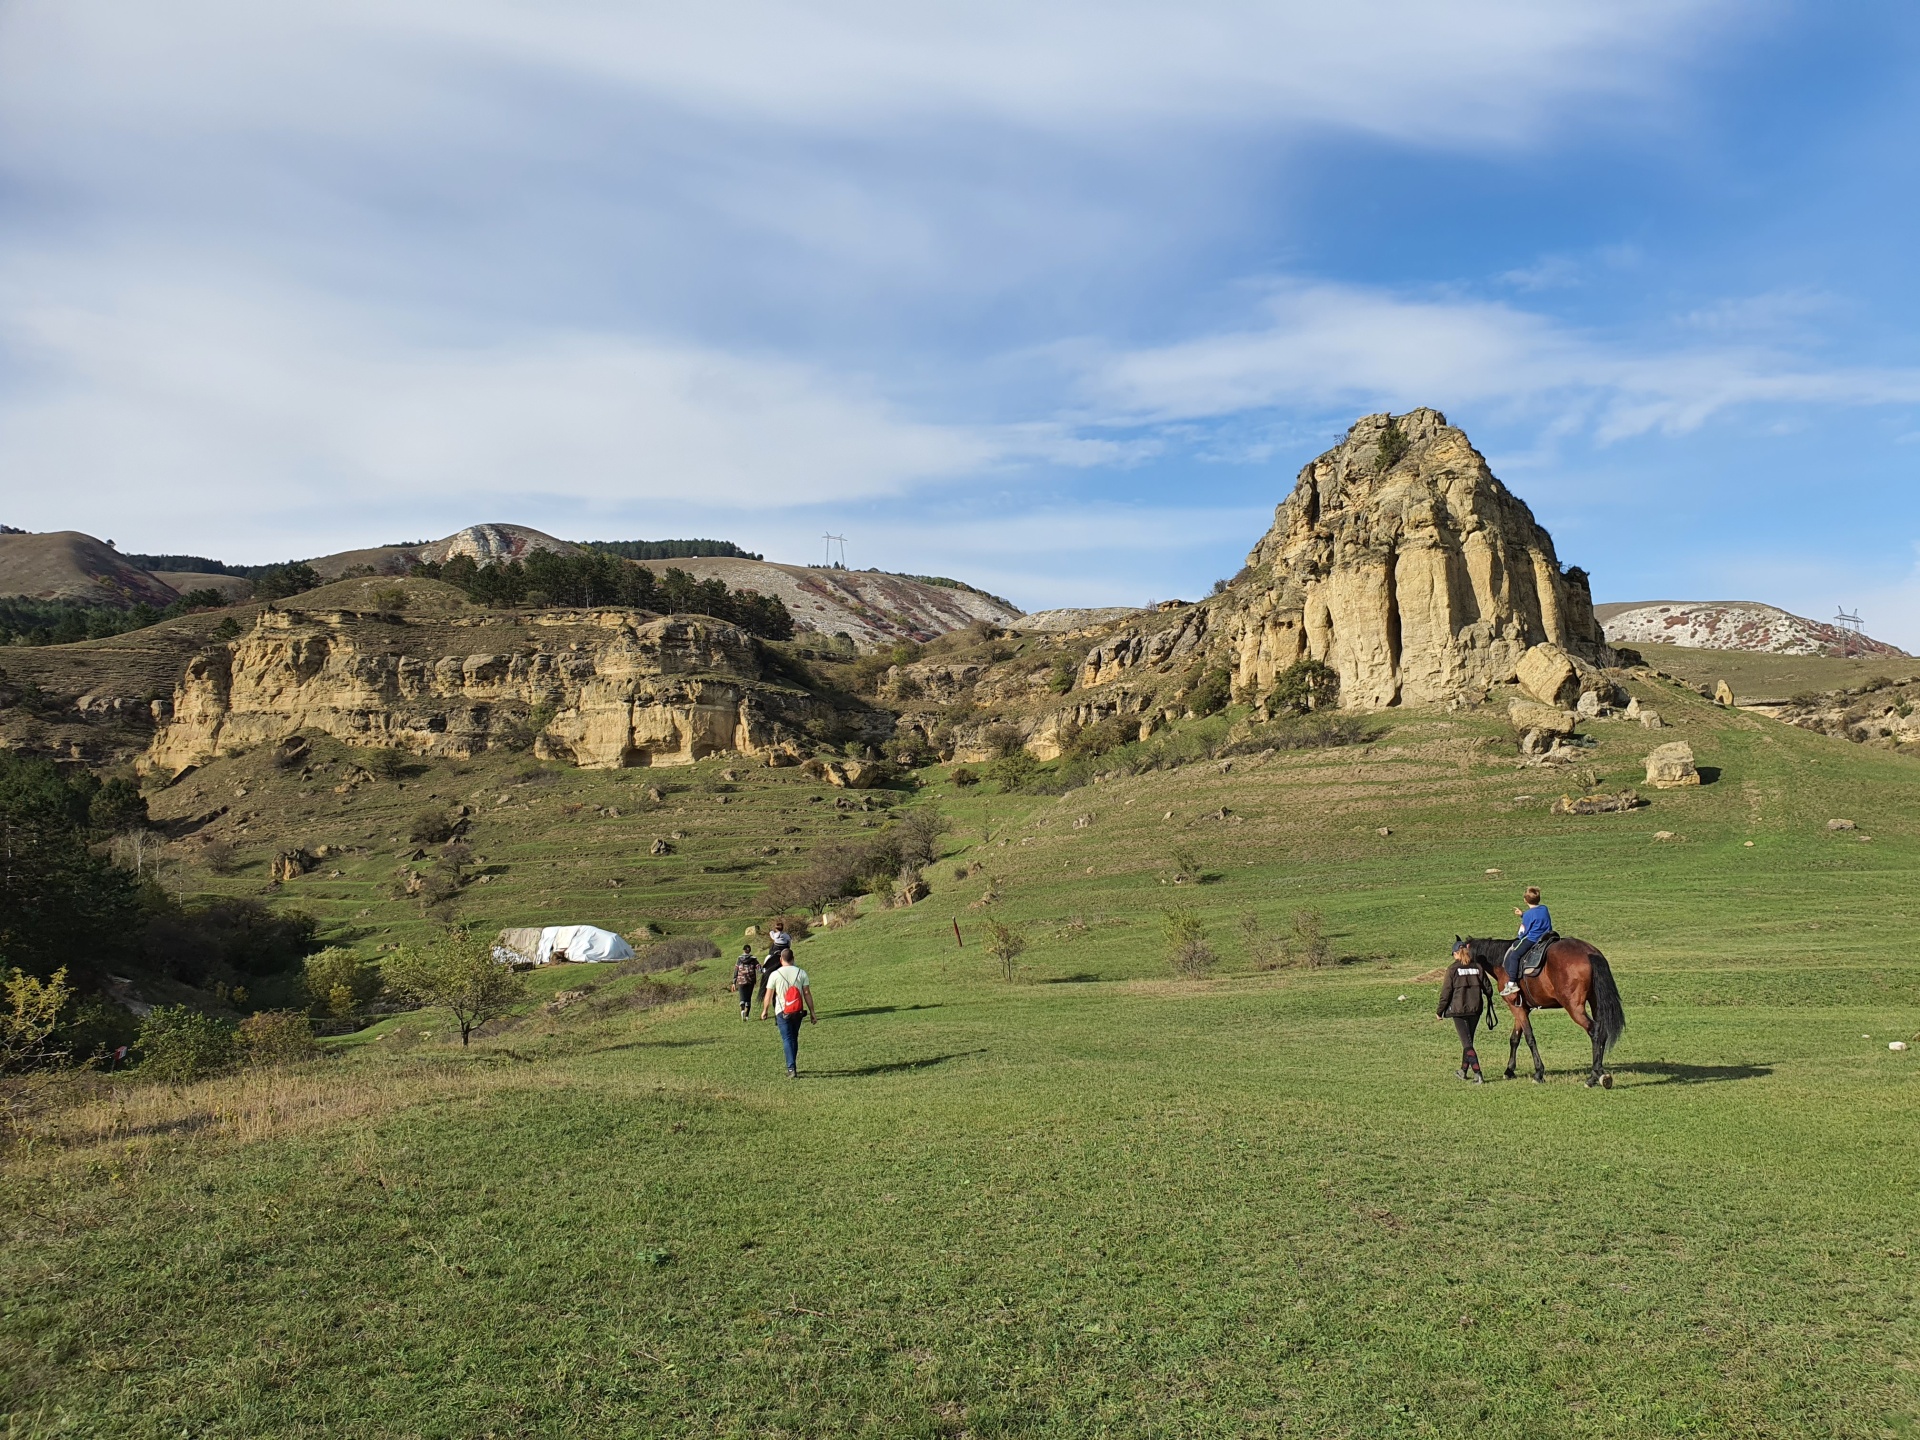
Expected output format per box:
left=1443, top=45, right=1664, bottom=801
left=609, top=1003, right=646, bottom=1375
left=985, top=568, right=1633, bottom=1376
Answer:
left=6, top=671, right=1920, bottom=1437
left=1631, top=640, right=1918, bottom=701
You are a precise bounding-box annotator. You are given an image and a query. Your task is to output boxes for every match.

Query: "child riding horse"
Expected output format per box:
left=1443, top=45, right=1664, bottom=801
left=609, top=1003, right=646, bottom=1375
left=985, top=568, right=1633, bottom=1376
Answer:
left=1455, top=934, right=1626, bottom=1087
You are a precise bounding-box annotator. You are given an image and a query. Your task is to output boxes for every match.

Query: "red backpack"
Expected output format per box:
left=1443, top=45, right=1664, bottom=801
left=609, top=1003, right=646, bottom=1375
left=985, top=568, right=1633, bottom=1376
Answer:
left=778, top=971, right=807, bottom=1017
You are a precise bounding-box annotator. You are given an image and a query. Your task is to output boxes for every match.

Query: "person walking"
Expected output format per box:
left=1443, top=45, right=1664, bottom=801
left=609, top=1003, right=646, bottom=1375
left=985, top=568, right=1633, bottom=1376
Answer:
left=1438, top=941, right=1495, bottom=1082
left=730, top=945, right=759, bottom=1020
left=759, top=950, right=816, bottom=1078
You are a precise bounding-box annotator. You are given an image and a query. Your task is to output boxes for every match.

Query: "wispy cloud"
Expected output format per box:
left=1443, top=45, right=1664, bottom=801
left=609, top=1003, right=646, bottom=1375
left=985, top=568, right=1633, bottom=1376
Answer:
left=1079, top=281, right=1920, bottom=441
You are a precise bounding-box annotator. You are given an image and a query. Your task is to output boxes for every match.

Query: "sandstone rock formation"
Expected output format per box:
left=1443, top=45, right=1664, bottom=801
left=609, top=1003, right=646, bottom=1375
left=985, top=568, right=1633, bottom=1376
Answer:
left=1508, top=699, right=1580, bottom=737
left=142, top=599, right=832, bottom=775
left=1069, top=410, right=1610, bottom=713
left=1644, top=741, right=1700, bottom=789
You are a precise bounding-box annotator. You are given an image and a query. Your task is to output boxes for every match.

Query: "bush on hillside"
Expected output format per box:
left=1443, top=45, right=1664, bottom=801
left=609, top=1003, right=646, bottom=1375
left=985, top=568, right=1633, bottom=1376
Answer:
left=408, top=807, right=458, bottom=844
left=302, top=947, right=382, bottom=1017
left=627, top=936, right=722, bottom=973
left=1186, top=667, right=1233, bottom=717
left=236, top=1010, right=320, bottom=1066
left=384, top=927, right=527, bottom=1046
left=253, top=563, right=322, bottom=601
left=1376, top=417, right=1410, bottom=470
left=984, top=920, right=1028, bottom=983
left=1163, top=907, right=1217, bottom=980
left=136, top=1006, right=238, bottom=1082
left=1268, top=660, right=1340, bottom=716
left=949, top=765, right=980, bottom=787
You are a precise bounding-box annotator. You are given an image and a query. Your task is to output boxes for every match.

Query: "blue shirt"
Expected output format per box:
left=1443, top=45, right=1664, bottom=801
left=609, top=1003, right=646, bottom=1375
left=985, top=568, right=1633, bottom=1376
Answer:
left=1517, top=904, right=1552, bottom=943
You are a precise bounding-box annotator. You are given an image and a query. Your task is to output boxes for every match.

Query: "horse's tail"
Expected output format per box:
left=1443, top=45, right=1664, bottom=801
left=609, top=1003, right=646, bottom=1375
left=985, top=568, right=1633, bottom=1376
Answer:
left=1586, top=951, right=1626, bottom=1057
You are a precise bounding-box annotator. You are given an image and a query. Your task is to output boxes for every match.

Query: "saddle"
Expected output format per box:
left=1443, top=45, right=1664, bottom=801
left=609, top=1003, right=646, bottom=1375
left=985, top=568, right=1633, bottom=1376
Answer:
left=1517, top=932, right=1558, bottom=977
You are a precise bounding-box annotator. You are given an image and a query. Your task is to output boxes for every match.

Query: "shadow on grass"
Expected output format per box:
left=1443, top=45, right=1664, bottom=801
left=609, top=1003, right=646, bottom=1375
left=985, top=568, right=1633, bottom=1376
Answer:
left=1043, top=973, right=1102, bottom=984
left=1611, top=1059, right=1772, bottom=1085
left=590, top=1037, right=722, bottom=1054
left=807, top=1049, right=986, bottom=1079
left=1697, top=766, right=1722, bottom=785
left=823, top=1004, right=943, bottom=1019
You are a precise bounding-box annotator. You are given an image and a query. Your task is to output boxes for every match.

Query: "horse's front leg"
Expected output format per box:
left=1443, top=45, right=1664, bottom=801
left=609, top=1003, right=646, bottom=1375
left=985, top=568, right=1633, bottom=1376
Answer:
left=1523, top=1020, right=1545, bottom=1083
left=1505, top=1016, right=1522, bottom=1079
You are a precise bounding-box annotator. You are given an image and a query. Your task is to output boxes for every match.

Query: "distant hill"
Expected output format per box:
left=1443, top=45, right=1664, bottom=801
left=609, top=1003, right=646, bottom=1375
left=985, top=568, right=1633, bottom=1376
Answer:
left=0, top=531, right=181, bottom=608
left=2, top=522, right=1022, bottom=647
left=1598, top=601, right=1908, bottom=659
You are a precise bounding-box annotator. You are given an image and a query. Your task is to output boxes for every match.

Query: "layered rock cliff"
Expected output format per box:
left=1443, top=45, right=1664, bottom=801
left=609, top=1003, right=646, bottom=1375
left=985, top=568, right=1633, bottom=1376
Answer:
left=1079, top=410, right=1608, bottom=712
left=143, top=596, right=832, bottom=775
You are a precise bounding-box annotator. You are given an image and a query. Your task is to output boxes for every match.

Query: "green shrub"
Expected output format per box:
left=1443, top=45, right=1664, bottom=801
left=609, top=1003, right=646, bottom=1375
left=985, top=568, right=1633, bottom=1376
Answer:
left=984, top=919, right=1028, bottom=982
left=302, top=947, right=381, bottom=1016
left=1163, top=907, right=1216, bottom=979
left=408, top=807, right=457, bottom=844
left=1049, top=659, right=1076, bottom=694
left=237, top=1010, right=320, bottom=1066
left=1284, top=909, right=1332, bottom=968
left=988, top=751, right=1041, bottom=793
left=1377, top=417, right=1410, bottom=470
left=1187, top=667, right=1233, bottom=717
left=136, top=1006, right=237, bottom=1081
left=1268, top=659, right=1340, bottom=716
left=950, top=765, right=980, bottom=788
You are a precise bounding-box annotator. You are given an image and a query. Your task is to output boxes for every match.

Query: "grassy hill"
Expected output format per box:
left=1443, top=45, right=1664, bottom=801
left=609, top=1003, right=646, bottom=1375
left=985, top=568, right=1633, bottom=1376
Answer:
left=6, top=671, right=1920, bottom=1435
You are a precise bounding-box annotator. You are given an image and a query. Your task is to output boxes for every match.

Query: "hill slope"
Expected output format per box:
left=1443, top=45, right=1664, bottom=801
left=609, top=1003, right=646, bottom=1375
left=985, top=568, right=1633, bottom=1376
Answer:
left=0, top=531, right=181, bottom=608
left=1598, top=600, right=1907, bottom=658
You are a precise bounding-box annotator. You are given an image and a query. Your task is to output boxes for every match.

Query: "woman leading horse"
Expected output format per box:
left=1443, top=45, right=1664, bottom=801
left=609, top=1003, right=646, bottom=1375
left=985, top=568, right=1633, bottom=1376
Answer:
left=1453, top=935, right=1626, bottom=1087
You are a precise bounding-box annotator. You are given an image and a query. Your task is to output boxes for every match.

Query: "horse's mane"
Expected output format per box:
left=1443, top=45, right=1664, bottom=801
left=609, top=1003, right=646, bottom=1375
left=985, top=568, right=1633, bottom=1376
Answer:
left=1457, top=936, right=1508, bottom=966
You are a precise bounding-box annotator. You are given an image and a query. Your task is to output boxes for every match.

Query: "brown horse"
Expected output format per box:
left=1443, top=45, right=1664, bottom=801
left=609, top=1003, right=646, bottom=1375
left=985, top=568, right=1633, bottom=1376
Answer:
left=1455, top=936, right=1626, bottom=1087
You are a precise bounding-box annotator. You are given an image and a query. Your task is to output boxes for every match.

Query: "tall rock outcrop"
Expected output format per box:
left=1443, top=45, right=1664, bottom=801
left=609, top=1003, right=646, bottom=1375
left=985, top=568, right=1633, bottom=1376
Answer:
left=143, top=603, right=831, bottom=774
left=1076, top=410, right=1609, bottom=712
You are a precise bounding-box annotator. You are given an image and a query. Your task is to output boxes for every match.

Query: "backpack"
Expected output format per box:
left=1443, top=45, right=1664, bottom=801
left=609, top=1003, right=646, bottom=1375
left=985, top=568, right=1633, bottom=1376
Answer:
left=778, top=971, right=807, bottom=1017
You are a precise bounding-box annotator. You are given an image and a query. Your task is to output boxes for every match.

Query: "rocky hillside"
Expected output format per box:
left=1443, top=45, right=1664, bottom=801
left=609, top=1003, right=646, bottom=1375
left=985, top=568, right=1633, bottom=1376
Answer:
left=1597, top=601, right=1908, bottom=659
left=649, top=557, right=1020, bottom=648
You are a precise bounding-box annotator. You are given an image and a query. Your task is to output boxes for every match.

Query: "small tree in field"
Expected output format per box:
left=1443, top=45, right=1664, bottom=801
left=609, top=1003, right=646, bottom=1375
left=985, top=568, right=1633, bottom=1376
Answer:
left=1163, top=906, right=1217, bottom=979
left=384, top=927, right=527, bottom=1046
left=984, top=920, right=1028, bottom=983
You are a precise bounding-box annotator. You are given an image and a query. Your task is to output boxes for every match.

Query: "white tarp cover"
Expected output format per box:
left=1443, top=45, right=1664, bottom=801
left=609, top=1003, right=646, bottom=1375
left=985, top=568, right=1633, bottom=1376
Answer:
left=494, top=924, right=635, bottom=966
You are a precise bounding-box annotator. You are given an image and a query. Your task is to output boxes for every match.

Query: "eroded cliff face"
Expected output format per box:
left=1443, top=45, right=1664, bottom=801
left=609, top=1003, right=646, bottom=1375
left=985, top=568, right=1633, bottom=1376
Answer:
left=1072, top=411, right=1607, bottom=713
left=143, top=605, right=828, bottom=774
left=1225, top=410, right=1607, bottom=708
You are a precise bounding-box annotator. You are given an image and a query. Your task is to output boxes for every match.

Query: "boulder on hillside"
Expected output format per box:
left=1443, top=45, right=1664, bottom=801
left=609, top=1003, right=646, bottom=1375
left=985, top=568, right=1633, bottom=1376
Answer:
left=1644, top=741, right=1700, bottom=789
left=1516, top=643, right=1582, bottom=708
left=1552, top=790, right=1646, bottom=815
left=1509, top=698, right=1580, bottom=737
left=1714, top=680, right=1734, bottom=707
left=823, top=759, right=887, bottom=789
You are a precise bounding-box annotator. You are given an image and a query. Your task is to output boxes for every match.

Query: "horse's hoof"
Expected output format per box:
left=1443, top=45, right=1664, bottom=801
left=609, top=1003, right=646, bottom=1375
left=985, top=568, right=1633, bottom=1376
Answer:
left=1532, top=1075, right=1545, bottom=1085
left=1503, top=1069, right=1516, bottom=1080
left=1584, top=1076, right=1598, bottom=1088
left=1600, top=1073, right=1613, bottom=1089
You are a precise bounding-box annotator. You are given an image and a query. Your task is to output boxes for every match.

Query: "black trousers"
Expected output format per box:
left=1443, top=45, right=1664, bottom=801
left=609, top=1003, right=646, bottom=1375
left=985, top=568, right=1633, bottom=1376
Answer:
left=1453, top=1015, right=1483, bottom=1069
left=737, top=982, right=756, bottom=1012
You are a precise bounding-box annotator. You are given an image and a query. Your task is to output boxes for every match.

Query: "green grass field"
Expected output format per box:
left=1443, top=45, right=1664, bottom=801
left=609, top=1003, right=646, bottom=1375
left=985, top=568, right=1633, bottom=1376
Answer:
left=6, top=671, right=1920, bottom=1437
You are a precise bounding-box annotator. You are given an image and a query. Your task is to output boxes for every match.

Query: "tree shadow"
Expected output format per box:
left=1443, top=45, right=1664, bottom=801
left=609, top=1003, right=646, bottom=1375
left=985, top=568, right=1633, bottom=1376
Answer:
left=822, top=1004, right=942, bottom=1019
left=807, top=1049, right=986, bottom=1078
left=1609, top=1059, right=1772, bottom=1086
left=590, top=1037, right=721, bottom=1054
left=1043, top=972, right=1102, bottom=984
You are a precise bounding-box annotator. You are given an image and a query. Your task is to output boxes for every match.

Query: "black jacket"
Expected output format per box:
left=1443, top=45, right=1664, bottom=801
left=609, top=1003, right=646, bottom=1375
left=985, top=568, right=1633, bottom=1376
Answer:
left=1438, top=959, right=1494, bottom=1019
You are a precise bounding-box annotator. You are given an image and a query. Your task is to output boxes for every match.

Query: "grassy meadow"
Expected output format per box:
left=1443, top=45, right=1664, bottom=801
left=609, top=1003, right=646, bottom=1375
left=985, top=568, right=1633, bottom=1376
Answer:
left=5, top=668, right=1920, bottom=1437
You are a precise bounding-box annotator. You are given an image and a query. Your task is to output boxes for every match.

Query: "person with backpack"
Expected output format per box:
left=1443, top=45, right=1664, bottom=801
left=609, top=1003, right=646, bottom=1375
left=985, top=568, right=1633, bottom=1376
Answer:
left=1438, top=940, right=1495, bottom=1082
left=730, top=945, right=759, bottom=1021
left=759, top=951, right=816, bottom=1078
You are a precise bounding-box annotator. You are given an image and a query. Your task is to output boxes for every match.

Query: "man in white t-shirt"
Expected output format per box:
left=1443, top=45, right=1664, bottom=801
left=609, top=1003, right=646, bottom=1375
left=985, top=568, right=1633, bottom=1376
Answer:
left=759, top=955, right=815, bottom=1078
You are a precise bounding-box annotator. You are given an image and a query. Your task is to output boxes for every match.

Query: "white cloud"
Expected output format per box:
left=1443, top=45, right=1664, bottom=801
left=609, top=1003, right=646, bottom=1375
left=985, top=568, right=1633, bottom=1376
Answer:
left=0, top=1, right=1737, bottom=152
left=1081, top=281, right=1920, bottom=441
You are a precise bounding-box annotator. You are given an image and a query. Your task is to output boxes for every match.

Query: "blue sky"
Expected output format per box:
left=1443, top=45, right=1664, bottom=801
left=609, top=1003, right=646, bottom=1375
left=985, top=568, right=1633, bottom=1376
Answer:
left=3, top=2, right=1920, bottom=639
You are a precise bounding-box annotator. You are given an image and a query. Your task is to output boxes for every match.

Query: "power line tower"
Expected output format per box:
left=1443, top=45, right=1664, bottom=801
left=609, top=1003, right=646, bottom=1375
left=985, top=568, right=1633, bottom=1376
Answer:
left=821, top=533, right=848, bottom=569
left=1833, top=607, right=1864, bottom=659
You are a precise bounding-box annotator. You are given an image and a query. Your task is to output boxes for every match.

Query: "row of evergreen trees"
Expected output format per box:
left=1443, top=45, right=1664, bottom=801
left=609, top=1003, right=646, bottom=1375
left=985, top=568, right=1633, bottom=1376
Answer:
left=415, top=552, right=794, bottom=639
